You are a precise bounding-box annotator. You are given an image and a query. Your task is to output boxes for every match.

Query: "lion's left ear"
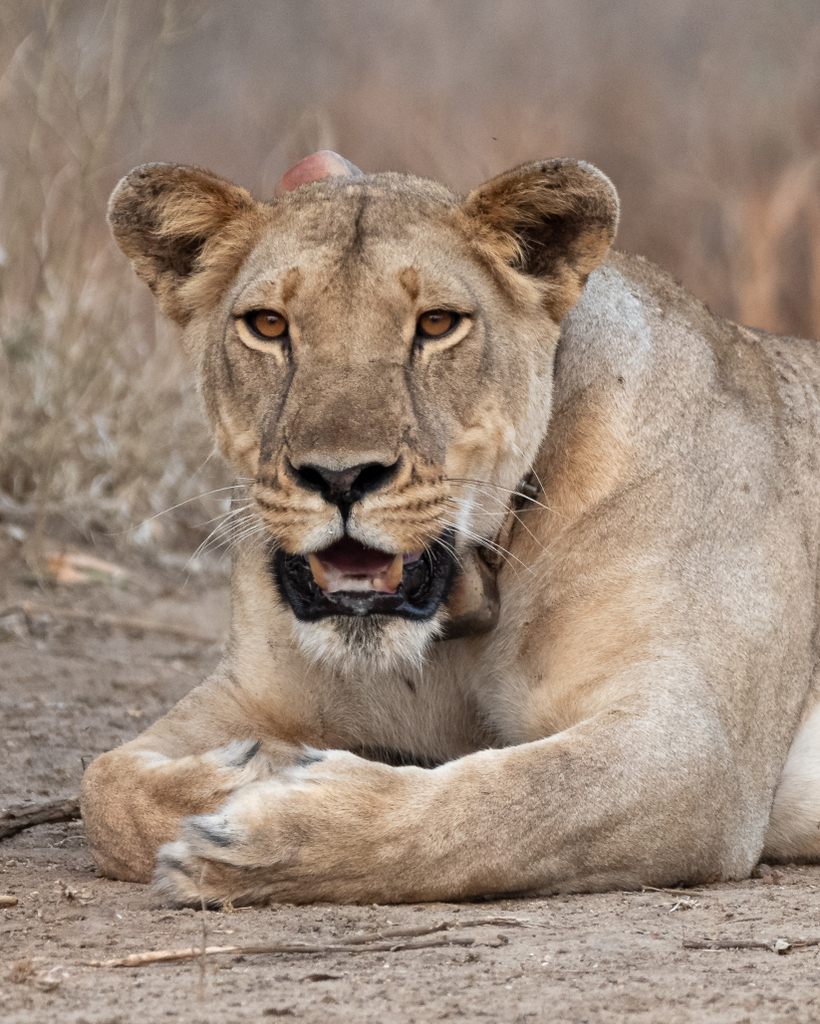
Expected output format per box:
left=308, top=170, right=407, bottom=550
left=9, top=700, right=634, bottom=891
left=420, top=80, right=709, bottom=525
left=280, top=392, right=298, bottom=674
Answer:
left=462, top=159, right=619, bottom=321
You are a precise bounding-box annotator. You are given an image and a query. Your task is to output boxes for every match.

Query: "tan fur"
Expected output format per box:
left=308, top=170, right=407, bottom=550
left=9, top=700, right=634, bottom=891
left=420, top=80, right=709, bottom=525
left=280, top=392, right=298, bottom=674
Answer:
left=82, top=157, right=820, bottom=906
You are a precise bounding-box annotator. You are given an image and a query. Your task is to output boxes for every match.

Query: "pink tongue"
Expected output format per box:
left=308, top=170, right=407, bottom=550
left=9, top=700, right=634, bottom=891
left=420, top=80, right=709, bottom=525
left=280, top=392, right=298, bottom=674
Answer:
left=276, top=151, right=364, bottom=196
left=318, top=537, right=394, bottom=576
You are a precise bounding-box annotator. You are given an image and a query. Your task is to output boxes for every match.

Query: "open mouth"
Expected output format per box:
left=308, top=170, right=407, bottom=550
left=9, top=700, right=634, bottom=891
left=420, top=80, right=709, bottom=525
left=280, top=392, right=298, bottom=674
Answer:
left=273, top=531, right=458, bottom=621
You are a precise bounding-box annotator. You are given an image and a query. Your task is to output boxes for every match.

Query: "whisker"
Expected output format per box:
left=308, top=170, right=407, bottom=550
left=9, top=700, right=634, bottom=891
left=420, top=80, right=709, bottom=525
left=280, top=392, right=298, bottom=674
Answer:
left=446, top=476, right=567, bottom=520
left=509, top=441, right=549, bottom=503
left=184, top=524, right=255, bottom=577
left=185, top=504, right=260, bottom=567
left=194, top=503, right=256, bottom=542
left=443, top=516, right=530, bottom=570
left=106, top=483, right=251, bottom=538
left=141, top=484, right=251, bottom=525
left=449, top=492, right=547, bottom=555
left=224, top=512, right=269, bottom=546
left=425, top=534, right=466, bottom=572
left=189, top=501, right=255, bottom=531
left=436, top=516, right=534, bottom=576
left=230, top=519, right=269, bottom=546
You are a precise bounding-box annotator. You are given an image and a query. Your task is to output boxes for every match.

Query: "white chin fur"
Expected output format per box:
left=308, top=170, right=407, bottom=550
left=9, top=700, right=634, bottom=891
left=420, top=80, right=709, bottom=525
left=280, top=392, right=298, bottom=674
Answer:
left=290, top=614, right=442, bottom=675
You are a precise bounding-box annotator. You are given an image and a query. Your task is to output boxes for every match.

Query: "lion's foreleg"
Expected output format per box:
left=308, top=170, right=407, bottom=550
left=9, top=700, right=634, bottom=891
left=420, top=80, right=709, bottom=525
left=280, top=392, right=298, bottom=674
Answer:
left=153, top=708, right=750, bottom=906
left=80, top=673, right=307, bottom=883
left=81, top=738, right=296, bottom=882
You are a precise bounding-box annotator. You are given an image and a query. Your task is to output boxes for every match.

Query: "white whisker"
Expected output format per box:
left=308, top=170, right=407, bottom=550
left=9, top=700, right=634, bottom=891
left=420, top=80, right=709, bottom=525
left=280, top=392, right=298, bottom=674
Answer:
left=451, top=491, right=548, bottom=555
left=146, top=484, right=250, bottom=523
left=446, top=476, right=567, bottom=520
left=436, top=515, right=534, bottom=576
left=184, top=502, right=261, bottom=570
left=509, top=440, right=548, bottom=504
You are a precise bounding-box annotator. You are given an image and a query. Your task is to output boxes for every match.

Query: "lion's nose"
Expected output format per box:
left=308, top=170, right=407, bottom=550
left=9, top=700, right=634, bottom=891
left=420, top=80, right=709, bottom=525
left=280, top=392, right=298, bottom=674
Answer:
left=287, top=459, right=399, bottom=508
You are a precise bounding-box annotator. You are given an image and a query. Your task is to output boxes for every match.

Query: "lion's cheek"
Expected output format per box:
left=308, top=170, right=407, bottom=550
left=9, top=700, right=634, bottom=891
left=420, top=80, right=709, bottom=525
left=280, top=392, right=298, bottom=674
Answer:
left=209, top=405, right=260, bottom=478
left=444, top=403, right=524, bottom=534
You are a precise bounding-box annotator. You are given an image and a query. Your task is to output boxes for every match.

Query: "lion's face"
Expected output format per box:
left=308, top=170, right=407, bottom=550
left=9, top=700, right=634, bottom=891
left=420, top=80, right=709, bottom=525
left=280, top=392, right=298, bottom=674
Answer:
left=109, top=159, right=618, bottom=669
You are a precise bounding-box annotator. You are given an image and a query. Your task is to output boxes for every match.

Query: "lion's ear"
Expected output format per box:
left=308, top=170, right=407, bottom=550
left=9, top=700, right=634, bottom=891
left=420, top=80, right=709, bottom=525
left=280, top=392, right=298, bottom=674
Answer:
left=108, top=163, right=259, bottom=325
left=462, top=159, right=619, bottom=321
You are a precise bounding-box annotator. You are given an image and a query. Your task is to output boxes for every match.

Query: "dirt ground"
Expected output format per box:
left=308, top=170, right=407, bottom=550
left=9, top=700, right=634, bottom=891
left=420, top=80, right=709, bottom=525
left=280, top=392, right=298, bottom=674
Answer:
left=3, top=531, right=820, bottom=1024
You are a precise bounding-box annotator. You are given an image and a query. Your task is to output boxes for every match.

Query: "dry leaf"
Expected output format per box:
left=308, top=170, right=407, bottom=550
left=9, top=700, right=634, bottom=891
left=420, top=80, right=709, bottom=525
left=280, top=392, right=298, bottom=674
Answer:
left=46, top=551, right=128, bottom=585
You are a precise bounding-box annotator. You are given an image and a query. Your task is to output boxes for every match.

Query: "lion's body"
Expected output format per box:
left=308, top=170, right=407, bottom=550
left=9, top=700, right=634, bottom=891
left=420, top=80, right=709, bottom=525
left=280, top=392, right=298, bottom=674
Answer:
left=81, top=156, right=820, bottom=904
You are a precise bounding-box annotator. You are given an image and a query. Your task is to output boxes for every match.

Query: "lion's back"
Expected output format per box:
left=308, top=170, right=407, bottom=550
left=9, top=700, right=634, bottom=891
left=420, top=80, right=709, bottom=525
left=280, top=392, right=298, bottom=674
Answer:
left=559, top=250, right=820, bottom=477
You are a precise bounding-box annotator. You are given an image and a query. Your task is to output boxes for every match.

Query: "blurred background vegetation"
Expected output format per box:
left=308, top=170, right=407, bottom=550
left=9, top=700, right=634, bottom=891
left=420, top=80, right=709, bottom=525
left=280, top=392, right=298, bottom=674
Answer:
left=1, top=0, right=819, bottom=556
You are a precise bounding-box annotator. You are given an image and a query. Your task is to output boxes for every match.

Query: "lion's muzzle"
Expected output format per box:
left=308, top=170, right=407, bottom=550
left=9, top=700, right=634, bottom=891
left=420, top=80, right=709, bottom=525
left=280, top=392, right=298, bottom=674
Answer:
left=286, top=458, right=400, bottom=517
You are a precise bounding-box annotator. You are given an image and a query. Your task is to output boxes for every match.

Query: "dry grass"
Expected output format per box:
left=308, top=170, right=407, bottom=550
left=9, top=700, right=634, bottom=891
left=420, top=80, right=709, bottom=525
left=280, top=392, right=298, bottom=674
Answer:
left=1, top=0, right=819, bottom=556
left=0, top=0, right=231, bottom=555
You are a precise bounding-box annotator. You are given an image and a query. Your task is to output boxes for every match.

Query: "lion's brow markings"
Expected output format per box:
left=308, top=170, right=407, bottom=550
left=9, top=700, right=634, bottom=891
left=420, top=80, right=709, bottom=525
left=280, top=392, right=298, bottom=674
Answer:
left=398, top=266, right=420, bottom=303
left=280, top=266, right=302, bottom=306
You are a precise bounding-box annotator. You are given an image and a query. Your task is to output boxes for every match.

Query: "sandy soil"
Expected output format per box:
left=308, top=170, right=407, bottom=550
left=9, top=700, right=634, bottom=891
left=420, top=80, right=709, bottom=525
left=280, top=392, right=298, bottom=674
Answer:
left=2, top=534, right=820, bottom=1024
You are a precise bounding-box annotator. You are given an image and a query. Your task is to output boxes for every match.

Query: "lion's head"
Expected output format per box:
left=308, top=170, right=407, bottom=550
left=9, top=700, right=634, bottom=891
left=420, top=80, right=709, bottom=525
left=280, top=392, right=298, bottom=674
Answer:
left=109, top=153, right=618, bottom=671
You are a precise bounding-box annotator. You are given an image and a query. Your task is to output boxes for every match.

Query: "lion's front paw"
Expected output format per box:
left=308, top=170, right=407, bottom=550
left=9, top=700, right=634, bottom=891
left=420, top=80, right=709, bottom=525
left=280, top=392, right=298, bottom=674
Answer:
left=154, top=836, right=272, bottom=908
left=153, top=776, right=300, bottom=907
left=194, top=737, right=318, bottom=797
left=203, top=738, right=276, bottom=782
left=152, top=750, right=405, bottom=906
left=154, top=840, right=210, bottom=906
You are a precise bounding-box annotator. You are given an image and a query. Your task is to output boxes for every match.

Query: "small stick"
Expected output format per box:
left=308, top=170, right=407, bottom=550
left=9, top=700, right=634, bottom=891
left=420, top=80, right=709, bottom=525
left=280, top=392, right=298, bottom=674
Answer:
left=683, top=938, right=820, bottom=951
left=0, top=797, right=81, bottom=840
left=85, top=916, right=526, bottom=968
left=199, top=871, right=208, bottom=999
left=641, top=886, right=705, bottom=895
left=85, top=935, right=478, bottom=967
left=325, top=916, right=526, bottom=945
left=0, top=601, right=220, bottom=645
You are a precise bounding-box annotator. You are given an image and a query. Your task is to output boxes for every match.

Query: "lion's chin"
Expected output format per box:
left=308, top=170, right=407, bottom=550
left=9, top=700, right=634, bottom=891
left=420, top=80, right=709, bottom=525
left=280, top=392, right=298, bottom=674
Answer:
left=289, top=613, right=444, bottom=676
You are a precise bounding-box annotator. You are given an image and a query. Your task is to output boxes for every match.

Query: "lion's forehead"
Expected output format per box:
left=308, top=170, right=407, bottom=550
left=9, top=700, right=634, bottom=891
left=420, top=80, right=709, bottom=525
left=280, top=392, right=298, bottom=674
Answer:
left=269, top=176, right=458, bottom=245
left=246, top=209, right=470, bottom=273
left=231, top=214, right=485, bottom=335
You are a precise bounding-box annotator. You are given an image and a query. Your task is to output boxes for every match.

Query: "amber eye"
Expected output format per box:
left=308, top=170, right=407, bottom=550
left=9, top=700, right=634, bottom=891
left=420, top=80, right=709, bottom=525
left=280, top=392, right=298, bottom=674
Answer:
left=245, top=309, right=288, bottom=340
left=416, top=310, right=459, bottom=339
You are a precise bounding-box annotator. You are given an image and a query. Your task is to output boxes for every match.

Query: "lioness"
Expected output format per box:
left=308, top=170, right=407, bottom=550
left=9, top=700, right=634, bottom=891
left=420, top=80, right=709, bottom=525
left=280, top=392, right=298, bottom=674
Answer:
left=81, top=150, right=820, bottom=906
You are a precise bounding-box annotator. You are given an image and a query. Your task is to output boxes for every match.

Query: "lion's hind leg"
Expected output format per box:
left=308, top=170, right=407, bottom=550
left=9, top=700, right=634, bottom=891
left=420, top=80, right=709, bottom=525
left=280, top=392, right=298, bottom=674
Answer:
left=763, top=702, right=820, bottom=863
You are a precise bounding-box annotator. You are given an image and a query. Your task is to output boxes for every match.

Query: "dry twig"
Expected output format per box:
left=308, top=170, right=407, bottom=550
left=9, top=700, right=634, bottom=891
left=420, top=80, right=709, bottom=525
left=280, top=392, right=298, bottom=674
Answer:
left=0, top=601, right=220, bottom=645
left=683, top=937, right=819, bottom=953
left=641, top=885, right=705, bottom=895
left=85, top=916, right=525, bottom=967
left=0, top=797, right=81, bottom=840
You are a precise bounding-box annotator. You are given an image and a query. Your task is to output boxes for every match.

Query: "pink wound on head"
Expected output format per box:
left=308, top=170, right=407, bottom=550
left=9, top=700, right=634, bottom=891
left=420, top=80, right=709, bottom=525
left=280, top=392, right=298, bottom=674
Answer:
left=276, top=151, right=364, bottom=196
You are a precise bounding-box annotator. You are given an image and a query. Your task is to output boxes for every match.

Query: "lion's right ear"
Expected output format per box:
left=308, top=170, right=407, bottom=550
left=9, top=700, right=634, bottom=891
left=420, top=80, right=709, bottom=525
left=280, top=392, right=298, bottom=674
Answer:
left=108, top=163, right=260, bottom=325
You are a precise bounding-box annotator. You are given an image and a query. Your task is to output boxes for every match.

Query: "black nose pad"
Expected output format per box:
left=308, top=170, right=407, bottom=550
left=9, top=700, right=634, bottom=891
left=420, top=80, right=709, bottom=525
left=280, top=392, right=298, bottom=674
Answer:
left=288, top=460, right=399, bottom=508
